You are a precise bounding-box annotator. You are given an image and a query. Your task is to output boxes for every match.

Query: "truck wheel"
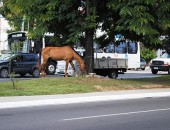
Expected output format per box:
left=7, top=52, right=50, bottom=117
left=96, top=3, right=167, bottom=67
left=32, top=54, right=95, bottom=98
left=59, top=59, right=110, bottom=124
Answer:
left=168, top=68, right=170, bottom=75
left=32, top=68, right=40, bottom=78
left=46, top=62, right=56, bottom=75
left=108, top=70, right=118, bottom=79
left=151, top=69, right=158, bottom=74
left=0, top=68, right=9, bottom=78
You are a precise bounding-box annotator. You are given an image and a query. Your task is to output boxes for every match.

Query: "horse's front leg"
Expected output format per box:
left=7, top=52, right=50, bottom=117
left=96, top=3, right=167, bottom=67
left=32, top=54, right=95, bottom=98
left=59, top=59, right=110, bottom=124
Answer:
left=69, top=61, right=78, bottom=77
left=64, top=61, right=69, bottom=77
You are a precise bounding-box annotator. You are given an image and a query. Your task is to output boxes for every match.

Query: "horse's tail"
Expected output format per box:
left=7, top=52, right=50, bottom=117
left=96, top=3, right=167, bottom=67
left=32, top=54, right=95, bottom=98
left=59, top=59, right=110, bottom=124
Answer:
left=36, top=50, right=42, bottom=71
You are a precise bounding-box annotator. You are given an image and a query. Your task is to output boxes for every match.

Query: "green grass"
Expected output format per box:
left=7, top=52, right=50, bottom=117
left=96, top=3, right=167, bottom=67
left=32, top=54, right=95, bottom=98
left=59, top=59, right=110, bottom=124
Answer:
left=0, top=75, right=170, bottom=96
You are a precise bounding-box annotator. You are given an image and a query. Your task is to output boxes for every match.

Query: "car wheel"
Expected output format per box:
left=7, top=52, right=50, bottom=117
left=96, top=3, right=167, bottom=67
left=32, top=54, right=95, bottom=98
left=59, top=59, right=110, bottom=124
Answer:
left=32, top=68, right=40, bottom=78
left=108, top=70, right=118, bottom=79
left=151, top=69, right=158, bottom=74
left=46, top=62, right=56, bottom=75
left=0, top=68, right=9, bottom=78
left=141, top=68, right=145, bottom=70
left=20, top=73, right=26, bottom=77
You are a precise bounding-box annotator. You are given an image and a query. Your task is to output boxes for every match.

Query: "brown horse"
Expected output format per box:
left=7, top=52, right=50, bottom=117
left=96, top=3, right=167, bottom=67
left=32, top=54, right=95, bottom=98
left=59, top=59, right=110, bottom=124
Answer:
left=37, top=46, right=86, bottom=77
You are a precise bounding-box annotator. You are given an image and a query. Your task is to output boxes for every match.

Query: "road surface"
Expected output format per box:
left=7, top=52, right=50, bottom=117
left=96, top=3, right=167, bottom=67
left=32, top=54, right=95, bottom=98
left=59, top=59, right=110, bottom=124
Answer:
left=0, top=97, right=170, bottom=130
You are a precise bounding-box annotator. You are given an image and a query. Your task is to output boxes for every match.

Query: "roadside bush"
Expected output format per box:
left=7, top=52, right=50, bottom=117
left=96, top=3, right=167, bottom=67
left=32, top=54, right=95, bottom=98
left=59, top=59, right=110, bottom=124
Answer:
left=141, top=48, right=156, bottom=63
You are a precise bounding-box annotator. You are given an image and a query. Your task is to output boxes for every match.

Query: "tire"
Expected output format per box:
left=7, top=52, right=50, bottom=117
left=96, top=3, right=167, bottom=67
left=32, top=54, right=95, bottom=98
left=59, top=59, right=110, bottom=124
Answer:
left=20, top=73, right=26, bottom=77
left=151, top=69, right=158, bottom=74
left=32, top=68, right=40, bottom=78
left=46, top=62, right=56, bottom=75
left=168, top=68, right=170, bottom=75
left=0, top=68, right=9, bottom=78
left=108, top=70, right=118, bottom=79
left=141, top=68, right=145, bottom=70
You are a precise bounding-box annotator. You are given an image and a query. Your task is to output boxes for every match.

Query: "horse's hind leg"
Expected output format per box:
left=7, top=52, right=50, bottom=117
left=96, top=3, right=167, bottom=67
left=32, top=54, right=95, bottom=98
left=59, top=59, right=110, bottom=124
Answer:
left=69, top=61, right=77, bottom=76
left=64, top=61, right=69, bottom=77
left=41, top=62, right=47, bottom=77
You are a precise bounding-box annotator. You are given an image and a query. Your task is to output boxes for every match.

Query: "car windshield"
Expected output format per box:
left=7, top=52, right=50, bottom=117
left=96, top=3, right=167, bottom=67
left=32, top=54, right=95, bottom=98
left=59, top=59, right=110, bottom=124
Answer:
left=0, top=53, right=16, bottom=61
left=160, top=53, right=170, bottom=58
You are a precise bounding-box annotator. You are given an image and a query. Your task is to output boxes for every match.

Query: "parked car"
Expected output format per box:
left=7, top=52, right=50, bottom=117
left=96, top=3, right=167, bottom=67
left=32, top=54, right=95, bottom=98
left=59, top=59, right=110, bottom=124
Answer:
left=140, top=58, right=147, bottom=70
left=0, top=53, right=40, bottom=78
left=150, top=52, right=170, bottom=74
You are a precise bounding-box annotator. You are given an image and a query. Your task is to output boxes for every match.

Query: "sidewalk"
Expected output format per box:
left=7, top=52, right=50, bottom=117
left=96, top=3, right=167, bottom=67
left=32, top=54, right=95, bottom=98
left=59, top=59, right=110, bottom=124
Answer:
left=1, top=88, right=170, bottom=109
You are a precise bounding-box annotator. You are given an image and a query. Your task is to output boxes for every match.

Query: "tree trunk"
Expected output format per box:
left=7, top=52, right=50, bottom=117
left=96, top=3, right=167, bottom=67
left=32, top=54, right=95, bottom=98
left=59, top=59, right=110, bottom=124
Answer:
left=85, top=29, right=94, bottom=73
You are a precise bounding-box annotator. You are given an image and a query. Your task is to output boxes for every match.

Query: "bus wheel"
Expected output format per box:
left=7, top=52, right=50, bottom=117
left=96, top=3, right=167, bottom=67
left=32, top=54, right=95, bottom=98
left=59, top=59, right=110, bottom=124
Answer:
left=108, top=70, right=118, bottom=79
left=151, top=69, right=158, bottom=74
left=46, top=62, right=56, bottom=75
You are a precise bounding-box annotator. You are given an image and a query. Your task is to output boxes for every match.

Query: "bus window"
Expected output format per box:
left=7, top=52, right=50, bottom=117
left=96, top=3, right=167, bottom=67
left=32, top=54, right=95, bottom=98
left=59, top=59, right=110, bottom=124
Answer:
left=10, top=40, right=26, bottom=53
left=106, top=43, right=115, bottom=53
left=128, top=42, right=137, bottom=54
left=8, top=32, right=30, bottom=53
left=115, top=42, right=127, bottom=54
left=94, top=43, right=102, bottom=53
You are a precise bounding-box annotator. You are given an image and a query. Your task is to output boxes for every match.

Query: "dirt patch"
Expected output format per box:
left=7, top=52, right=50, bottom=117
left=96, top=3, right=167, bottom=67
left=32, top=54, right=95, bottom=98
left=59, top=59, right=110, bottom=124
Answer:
left=141, top=84, right=170, bottom=89
left=94, top=85, right=136, bottom=91
left=94, top=85, right=115, bottom=91
left=94, top=84, right=170, bottom=92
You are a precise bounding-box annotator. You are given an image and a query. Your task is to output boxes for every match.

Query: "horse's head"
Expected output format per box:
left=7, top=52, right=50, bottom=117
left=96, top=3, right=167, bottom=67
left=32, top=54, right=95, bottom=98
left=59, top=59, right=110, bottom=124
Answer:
left=80, top=61, right=87, bottom=75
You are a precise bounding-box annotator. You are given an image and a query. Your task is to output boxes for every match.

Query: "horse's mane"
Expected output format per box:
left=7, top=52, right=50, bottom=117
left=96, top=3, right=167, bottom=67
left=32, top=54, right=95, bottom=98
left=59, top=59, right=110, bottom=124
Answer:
left=70, top=46, right=83, bottom=58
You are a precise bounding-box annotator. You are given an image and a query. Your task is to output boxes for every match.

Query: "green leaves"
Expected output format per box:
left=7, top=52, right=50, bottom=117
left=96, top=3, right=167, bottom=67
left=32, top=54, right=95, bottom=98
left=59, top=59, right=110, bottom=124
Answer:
left=141, top=48, right=156, bottom=63
left=1, top=0, right=170, bottom=49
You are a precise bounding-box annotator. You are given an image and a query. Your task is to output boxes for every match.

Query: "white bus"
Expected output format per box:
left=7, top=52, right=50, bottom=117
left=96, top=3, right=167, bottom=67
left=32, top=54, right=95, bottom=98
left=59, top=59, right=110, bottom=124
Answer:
left=7, top=31, right=57, bottom=75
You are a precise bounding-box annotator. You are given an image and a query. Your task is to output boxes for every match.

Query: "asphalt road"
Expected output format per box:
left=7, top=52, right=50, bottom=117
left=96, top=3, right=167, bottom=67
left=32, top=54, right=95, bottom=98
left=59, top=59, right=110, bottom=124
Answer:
left=0, top=97, right=170, bottom=130
left=118, top=69, right=168, bottom=79
left=0, top=69, right=168, bottom=82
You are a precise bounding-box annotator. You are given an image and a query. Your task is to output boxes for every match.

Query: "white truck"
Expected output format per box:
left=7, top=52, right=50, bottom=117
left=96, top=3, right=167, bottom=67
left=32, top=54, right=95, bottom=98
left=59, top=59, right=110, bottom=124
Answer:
left=56, top=41, right=140, bottom=79
left=56, top=52, right=128, bottom=79
left=150, top=52, right=170, bottom=74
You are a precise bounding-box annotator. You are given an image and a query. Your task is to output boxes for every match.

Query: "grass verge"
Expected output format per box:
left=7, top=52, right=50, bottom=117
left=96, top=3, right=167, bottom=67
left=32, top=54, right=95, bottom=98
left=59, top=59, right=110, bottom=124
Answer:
left=0, top=75, right=170, bottom=96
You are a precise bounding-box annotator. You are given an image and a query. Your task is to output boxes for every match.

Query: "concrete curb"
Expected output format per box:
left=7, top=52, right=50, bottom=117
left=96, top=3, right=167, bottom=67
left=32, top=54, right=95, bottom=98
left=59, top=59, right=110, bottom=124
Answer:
left=1, top=89, right=170, bottom=109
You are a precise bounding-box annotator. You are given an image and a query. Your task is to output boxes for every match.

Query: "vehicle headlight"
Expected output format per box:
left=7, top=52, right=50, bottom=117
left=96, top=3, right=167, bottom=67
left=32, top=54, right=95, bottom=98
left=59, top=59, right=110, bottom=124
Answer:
left=164, top=62, right=169, bottom=65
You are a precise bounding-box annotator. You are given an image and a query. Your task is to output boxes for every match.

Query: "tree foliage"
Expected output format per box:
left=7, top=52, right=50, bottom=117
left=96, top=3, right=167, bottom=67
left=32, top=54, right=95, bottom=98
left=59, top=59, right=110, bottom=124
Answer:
left=1, top=0, right=170, bottom=72
left=141, top=48, right=156, bottom=63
